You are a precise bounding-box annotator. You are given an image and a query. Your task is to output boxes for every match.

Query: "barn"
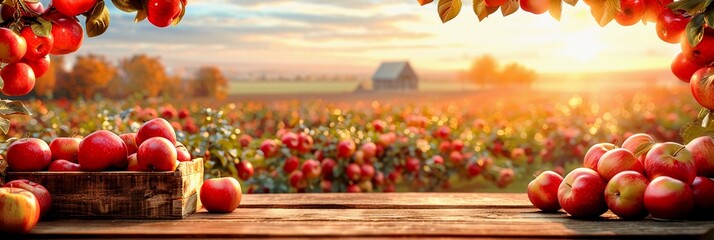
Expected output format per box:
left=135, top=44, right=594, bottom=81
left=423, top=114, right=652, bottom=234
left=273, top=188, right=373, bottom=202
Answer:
left=372, top=61, right=418, bottom=91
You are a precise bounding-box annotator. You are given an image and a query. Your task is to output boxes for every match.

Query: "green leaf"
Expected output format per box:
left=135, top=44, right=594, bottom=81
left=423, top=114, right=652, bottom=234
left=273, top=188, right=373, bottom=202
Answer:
left=705, top=6, right=714, bottom=31
left=563, top=0, right=578, bottom=6
left=549, top=0, right=562, bottom=21
left=681, top=108, right=714, bottom=143
left=670, top=0, right=714, bottom=15
left=86, top=1, right=110, bottom=37
left=134, top=9, right=147, bottom=23
left=111, top=0, right=143, bottom=12
left=0, top=100, right=31, bottom=116
left=686, top=14, right=706, bottom=47
left=418, top=0, right=434, bottom=6
left=30, top=17, right=52, bottom=38
left=438, top=0, right=462, bottom=23
left=500, top=0, right=518, bottom=17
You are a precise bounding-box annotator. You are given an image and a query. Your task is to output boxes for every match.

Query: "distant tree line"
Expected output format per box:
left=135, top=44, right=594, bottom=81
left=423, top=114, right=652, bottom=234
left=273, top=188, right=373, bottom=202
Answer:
left=31, top=54, right=228, bottom=100
left=461, top=55, right=537, bottom=87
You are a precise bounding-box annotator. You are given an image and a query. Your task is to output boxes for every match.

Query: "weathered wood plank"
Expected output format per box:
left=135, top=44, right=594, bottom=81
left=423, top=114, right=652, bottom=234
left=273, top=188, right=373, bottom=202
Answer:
left=19, top=207, right=714, bottom=239
left=239, top=193, right=532, bottom=209
left=5, top=158, right=204, bottom=219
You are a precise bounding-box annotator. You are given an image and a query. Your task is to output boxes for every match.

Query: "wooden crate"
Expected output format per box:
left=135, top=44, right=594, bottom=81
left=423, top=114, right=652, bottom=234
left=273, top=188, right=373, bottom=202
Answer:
left=4, top=158, right=203, bottom=219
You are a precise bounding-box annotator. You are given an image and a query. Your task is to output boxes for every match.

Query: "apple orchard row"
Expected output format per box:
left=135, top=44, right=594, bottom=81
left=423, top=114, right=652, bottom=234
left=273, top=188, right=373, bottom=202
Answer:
left=0, top=90, right=694, bottom=192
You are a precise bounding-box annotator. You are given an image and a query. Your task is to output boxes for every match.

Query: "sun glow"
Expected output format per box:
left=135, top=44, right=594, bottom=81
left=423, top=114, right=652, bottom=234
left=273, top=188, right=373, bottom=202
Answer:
left=560, top=31, right=604, bottom=63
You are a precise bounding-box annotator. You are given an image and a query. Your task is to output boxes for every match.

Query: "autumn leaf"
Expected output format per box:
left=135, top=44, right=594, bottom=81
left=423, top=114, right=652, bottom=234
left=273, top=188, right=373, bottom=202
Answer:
left=418, top=0, right=434, bottom=6
left=438, top=0, right=462, bottom=23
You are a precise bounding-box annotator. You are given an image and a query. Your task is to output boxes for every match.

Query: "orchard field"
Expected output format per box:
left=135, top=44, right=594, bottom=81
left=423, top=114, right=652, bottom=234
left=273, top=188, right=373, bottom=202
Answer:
left=0, top=84, right=696, bottom=193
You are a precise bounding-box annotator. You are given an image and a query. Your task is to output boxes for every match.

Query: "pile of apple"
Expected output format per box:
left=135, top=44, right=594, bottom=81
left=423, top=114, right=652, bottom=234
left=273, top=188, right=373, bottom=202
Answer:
left=0, top=0, right=187, bottom=97
left=528, top=133, right=714, bottom=219
left=5, top=118, right=192, bottom=173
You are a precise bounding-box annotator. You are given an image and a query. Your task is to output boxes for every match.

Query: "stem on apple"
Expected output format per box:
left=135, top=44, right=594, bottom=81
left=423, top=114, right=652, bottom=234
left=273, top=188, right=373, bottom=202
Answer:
left=673, top=145, right=687, bottom=157
left=565, top=183, right=572, bottom=188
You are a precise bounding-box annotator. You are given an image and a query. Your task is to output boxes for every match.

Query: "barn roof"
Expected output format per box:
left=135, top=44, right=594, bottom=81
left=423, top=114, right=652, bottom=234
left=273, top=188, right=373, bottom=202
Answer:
left=373, top=62, right=410, bottom=81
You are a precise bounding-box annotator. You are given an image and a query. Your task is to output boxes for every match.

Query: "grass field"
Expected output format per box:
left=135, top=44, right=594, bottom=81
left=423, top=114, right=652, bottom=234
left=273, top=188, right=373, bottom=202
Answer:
left=228, top=81, right=480, bottom=95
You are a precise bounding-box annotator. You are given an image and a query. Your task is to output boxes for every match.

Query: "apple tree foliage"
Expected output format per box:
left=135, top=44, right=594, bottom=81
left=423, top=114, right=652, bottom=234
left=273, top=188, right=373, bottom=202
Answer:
left=0, top=0, right=187, bottom=134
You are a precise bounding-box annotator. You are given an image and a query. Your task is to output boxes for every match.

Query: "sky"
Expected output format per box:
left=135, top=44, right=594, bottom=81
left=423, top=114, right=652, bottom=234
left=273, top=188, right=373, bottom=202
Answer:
left=73, top=0, right=681, bottom=76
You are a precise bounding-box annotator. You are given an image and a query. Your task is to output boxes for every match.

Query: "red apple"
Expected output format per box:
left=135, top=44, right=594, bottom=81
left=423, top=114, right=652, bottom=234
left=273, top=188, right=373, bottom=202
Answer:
left=466, top=162, right=481, bottom=177
left=260, top=140, right=278, bottom=158
left=672, top=52, right=704, bottom=83
left=682, top=30, right=714, bottom=65
left=337, top=140, right=356, bottom=158
left=175, top=142, right=191, bottom=162
left=691, top=67, right=714, bottom=109
left=236, top=161, right=253, bottom=180
left=360, top=164, right=375, bottom=181
left=497, top=168, right=515, bottom=188
left=557, top=168, right=608, bottom=218
left=0, top=28, right=26, bottom=63
left=361, top=142, right=377, bottom=160
left=321, top=158, right=336, bottom=179
left=46, top=13, right=83, bottom=55
left=137, top=137, right=178, bottom=171
left=644, top=176, right=694, bottom=220
left=604, top=171, right=649, bottom=219
left=283, top=156, right=299, bottom=173
left=3, top=180, right=50, bottom=218
left=20, top=54, right=50, bottom=78
left=7, top=138, right=51, bottom=171
left=49, top=137, right=81, bottom=163
left=527, top=170, right=563, bottom=212
left=200, top=177, right=242, bottom=213
left=346, top=184, right=361, bottom=193
left=405, top=157, right=420, bottom=173
left=136, top=118, right=177, bottom=146
left=301, top=159, right=321, bottom=180
left=686, top=136, right=714, bottom=177
left=238, top=134, right=252, bottom=148
left=297, top=132, right=313, bottom=153
left=372, top=119, right=386, bottom=132
left=20, top=27, right=52, bottom=61
left=621, top=133, right=655, bottom=164
left=597, top=148, right=645, bottom=181
left=0, top=187, right=39, bottom=234
left=644, top=142, right=696, bottom=184
left=126, top=153, right=140, bottom=171
left=614, top=0, right=646, bottom=26
left=281, top=132, right=299, bottom=150
left=119, top=133, right=138, bottom=155
left=345, top=163, right=361, bottom=181
left=692, top=176, right=714, bottom=214
left=288, top=171, right=306, bottom=189
left=583, top=143, right=616, bottom=170
left=320, top=180, right=332, bottom=192
left=1, top=62, right=35, bottom=96
left=147, top=0, right=182, bottom=28
left=520, top=0, right=549, bottom=14
left=78, top=130, right=128, bottom=171
left=53, top=0, right=97, bottom=16
left=657, top=9, right=690, bottom=44
left=48, top=159, right=81, bottom=171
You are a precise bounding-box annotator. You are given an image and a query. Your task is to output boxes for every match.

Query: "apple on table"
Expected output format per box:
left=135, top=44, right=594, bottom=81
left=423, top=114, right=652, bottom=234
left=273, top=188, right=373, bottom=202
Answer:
left=201, top=177, right=242, bottom=213
left=0, top=187, right=40, bottom=234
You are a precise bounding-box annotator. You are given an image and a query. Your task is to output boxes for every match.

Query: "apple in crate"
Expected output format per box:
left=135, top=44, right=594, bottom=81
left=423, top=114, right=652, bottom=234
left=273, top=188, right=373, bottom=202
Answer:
left=0, top=187, right=40, bottom=234
left=6, top=138, right=52, bottom=171
left=597, top=148, right=645, bottom=181
left=200, top=177, right=242, bottom=213
left=644, top=176, right=693, bottom=220
left=49, top=137, right=81, bottom=163
left=527, top=170, right=563, bottom=212
left=583, top=143, right=616, bottom=170
left=557, top=168, right=608, bottom=218
left=3, top=180, right=51, bottom=218
left=78, top=130, right=128, bottom=171
left=48, top=159, right=81, bottom=171
left=176, top=142, right=191, bottom=162
left=604, top=171, right=649, bottom=219
left=686, top=136, right=714, bottom=177
left=126, top=153, right=140, bottom=171
left=137, top=137, right=178, bottom=171
left=119, top=133, right=139, bottom=155
left=644, top=142, right=696, bottom=184
left=136, top=118, right=177, bottom=146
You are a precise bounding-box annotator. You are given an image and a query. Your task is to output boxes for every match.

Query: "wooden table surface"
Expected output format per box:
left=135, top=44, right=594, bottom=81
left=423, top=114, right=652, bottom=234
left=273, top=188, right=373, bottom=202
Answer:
left=17, top=193, right=714, bottom=239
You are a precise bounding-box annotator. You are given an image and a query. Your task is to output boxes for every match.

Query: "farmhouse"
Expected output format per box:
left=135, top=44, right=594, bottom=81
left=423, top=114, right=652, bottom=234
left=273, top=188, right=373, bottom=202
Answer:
left=372, top=61, right=418, bottom=91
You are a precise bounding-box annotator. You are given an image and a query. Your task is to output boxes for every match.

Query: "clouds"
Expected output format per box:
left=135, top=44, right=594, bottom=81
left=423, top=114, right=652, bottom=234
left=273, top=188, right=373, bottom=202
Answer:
left=76, top=0, right=679, bottom=76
